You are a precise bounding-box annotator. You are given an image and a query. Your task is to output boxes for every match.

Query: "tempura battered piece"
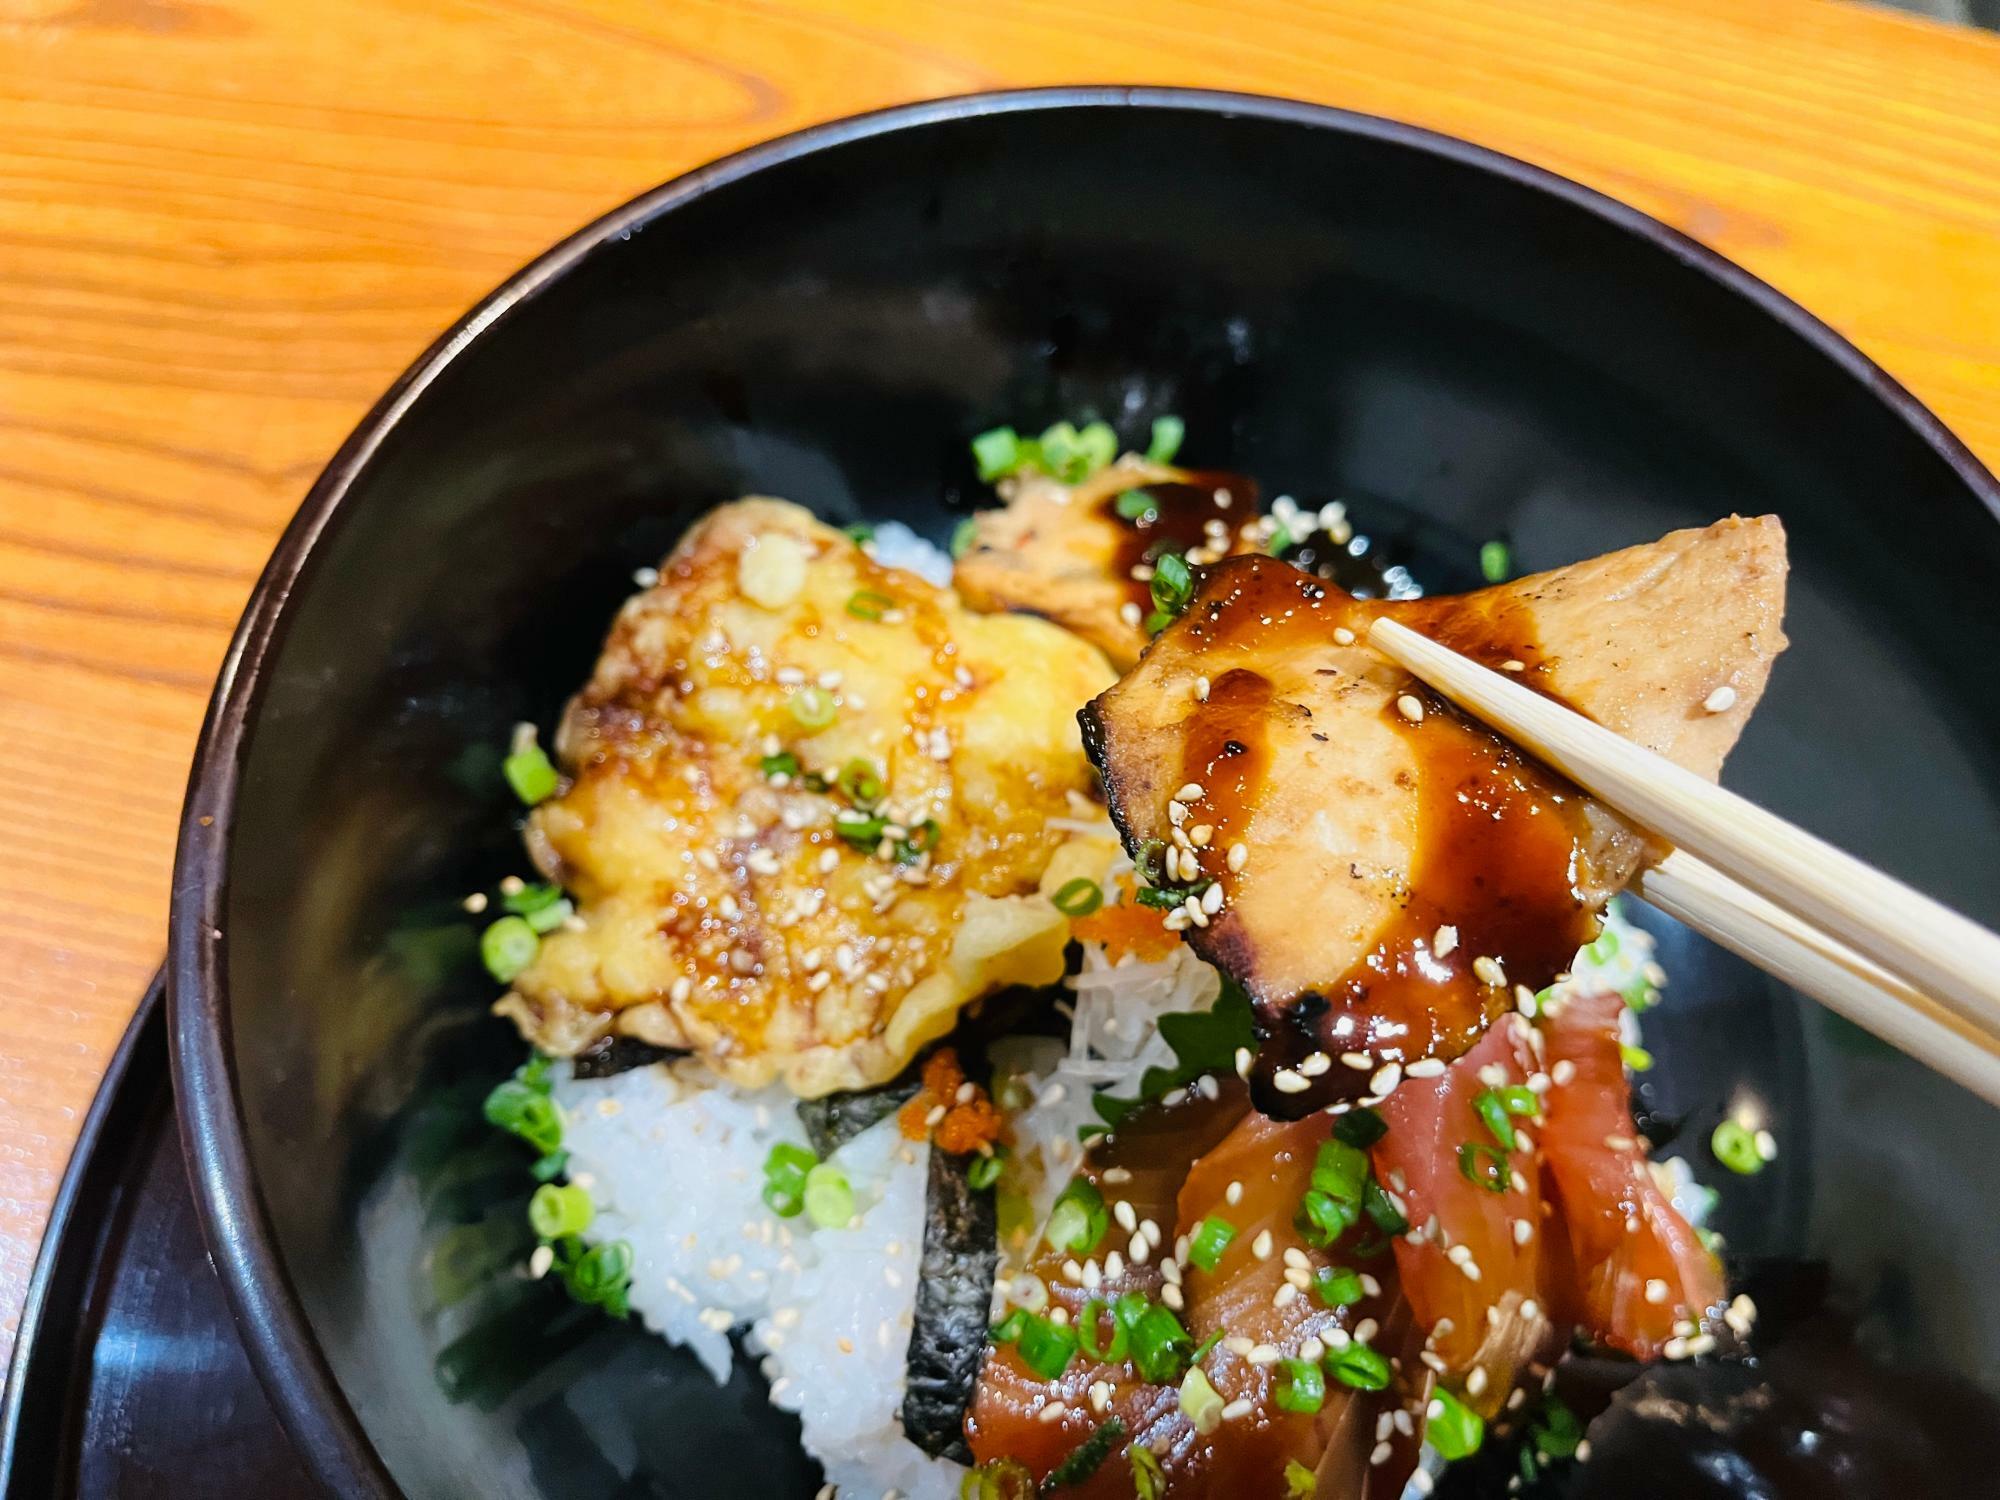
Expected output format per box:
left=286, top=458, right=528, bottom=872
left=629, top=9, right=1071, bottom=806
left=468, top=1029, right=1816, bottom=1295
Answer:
left=499, top=499, right=1115, bottom=1097
left=954, top=459, right=1259, bottom=669
left=1082, top=517, right=1788, bottom=1115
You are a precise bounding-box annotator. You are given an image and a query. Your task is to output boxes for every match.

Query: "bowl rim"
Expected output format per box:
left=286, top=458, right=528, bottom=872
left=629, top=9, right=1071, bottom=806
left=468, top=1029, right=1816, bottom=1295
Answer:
left=165, top=83, right=2000, bottom=1498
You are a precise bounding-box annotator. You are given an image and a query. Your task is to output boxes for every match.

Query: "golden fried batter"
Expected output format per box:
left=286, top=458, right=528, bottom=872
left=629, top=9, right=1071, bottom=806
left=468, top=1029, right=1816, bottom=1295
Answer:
left=499, top=499, right=1115, bottom=1096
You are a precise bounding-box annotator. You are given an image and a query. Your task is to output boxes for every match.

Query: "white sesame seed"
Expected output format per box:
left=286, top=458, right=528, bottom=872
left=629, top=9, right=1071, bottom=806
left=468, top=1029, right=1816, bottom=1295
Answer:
left=1703, top=684, right=1738, bottom=713
left=1175, top=783, right=1205, bottom=802
left=1446, top=1244, right=1472, bottom=1267
left=1513, top=1219, right=1534, bottom=1246
left=1419, top=1350, right=1448, bottom=1374
left=1272, top=1067, right=1309, bottom=1094
left=1089, top=1381, right=1112, bottom=1415
left=1520, top=1299, right=1539, bottom=1322
left=1299, top=1051, right=1332, bottom=1077
left=1251, top=1229, right=1274, bottom=1260
left=1190, top=823, right=1214, bottom=847
left=1247, top=1343, right=1281, bottom=1365
left=1196, top=675, right=1211, bottom=701
left=1234, top=1047, right=1253, bottom=1078
left=1101, top=1166, right=1132, bottom=1184
left=1396, top=694, right=1425, bottom=724
left=1130, top=1234, right=1150, bottom=1265
left=1273, top=1282, right=1299, bottom=1308
left=671, top=976, right=694, bottom=1003
left=1552, top=1059, right=1577, bottom=1086
left=1334, top=626, right=1356, bottom=646
left=1036, top=1400, right=1065, bottom=1424
left=1226, top=842, right=1248, bottom=873
left=1406, top=1058, right=1446, bottom=1079
left=1340, top=1051, right=1373, bottom=1071
left=1354, top=1317, right=1379, bottom=1344
left=1104, top=1251, right=1125, bottom=1279
left=529, top=1244, right=554, bottom=1279
left=1120, top=601, right=1143, bottom=628
left=1222, top=1398, right=1255, bottom=1422
left=1472, top=955, right=1507, bottom=987
left=1283, top=1247, right=1311, bottom=1270
left=1370, top=1062, right=1403, bottom=1096
left=462, top=891, right=489, bottom=914
left=1644, top=1278, right=1670, bottom=1305
left=1754, top=1128, right=1778, bottom=1161
left=1161, top=1283, right=1185, bottom=1310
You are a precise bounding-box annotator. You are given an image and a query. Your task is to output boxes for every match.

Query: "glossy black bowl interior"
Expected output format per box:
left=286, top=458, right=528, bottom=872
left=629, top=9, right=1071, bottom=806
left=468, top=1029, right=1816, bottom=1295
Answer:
left=170, top=90, right=2000, bottom=1499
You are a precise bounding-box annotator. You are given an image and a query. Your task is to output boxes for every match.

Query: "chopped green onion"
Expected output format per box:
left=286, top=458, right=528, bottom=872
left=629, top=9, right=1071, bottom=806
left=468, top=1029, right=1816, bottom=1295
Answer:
left=1075, top=1299, right=1130, bottom=1363
left=1274, top=1357, right=1326, bottom=1413
left=842, top=522, right=875, bottom=546
left=1188, top=1327, right=1225, bottom=1366
left=1131, top=1444, right=1167, bottom=1500
left=1711, top=1119, right=1764, bottom=1175
left=1314, top=1265, right=1365, bottom=1308
left=1364, top=1173, right=1408, bottom=1234
left=523, top=897, right=573, bottom=934
left=529, top=1149, right=569, bottom=1182
left=528, top=1182, right=594, bottom=1240
left=834, top=812, right=888, bottom=849
left=971, top=426, right=1023, bottom=481
left=1621, top=1043, right=1655, bottom=1072
left=1177, top=1365, right=1223, bottom=1431
left=1114, top=490, right=1159, bottom=522
left=989, top=1308, right=1028, bottom=1343
left=846, top=589, right=895, bottom=621
left=1474, top=1089, right=1521, bottom=1152
left=1052, top=878, right=1104, bottom=918
left=759, top=750, right=802, bottom=779
left=1134, top=880, right=1210, bottom=909
left=1457, top=1141, right=1511, bottom=1193
left=1131, top=1303, right=1195, bottom=1384
left=503, top=744, right=560, bottom=805
left=1077, top=421, right=1118, bottom=474
left=1268, top=523, right=1295, bottom=556
left=561, top=1239, right=633, bottom=1317
left=803, top=1163, right=855, bottom=1228
left=483, top=1073, right=562, bottom=1156
left=1427, top=1386, right=1485, bottom=1460
left=1133, top=840, right=1166, bottom=886
left=1584, top=924, right=1621, bottom=965
left=1146, top=415, right=1185, bottom=466
left=1044, top=1417, right=1126, bottom=1490
left=1283, top=1459, right=1316, bottom=1499
left=1016, top=1313, right=1079, bottom=1379
left=1333, top=1107, right=1388, bottom=1149
left=502, top=881, right=564, bottom=916
left=1325, top=1340, right=1391, bottom=1391
left=762, top=1140, right=816, bottom=1217
left=1294, top=1189, right=1358, bottom=1249
left=1143, top=609, right=1175, bottom=635
left=836, top=758, right=884, bottom=806
left=1311, top=1139, right=1369, bottom=1203
left=967, top=1149, right=1006, bottom=1191
left=788, top=686, right=837, bottom=730
left=1046, top=1177, right=1110, bottom=1256
left=1149, top=552, right=1194, bottom=620
left=1479, top=539, right=1512, bottom=584
left=480, top=916, right=539, bottom=983
left=951, top=516, right=979, bottom=559
left=1187, top=1215, right=1237, bottom=1272
left=896, top=818, right=941, bottom=863
left=962, top=1457, right=1035, bottom=1500
left=1530, top=1395, right=1583, bottom=1460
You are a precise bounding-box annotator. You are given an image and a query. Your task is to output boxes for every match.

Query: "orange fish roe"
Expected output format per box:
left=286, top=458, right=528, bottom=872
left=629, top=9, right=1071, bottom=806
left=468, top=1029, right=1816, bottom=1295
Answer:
left=897, top=1046, right=1004, bottom=1154
left=1071, top=880, right=1182, bottom=963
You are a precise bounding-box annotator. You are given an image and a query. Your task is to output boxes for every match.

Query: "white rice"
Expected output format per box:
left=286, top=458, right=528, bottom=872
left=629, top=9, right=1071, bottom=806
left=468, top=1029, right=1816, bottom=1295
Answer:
left=866, top=522, right=954, bottom=587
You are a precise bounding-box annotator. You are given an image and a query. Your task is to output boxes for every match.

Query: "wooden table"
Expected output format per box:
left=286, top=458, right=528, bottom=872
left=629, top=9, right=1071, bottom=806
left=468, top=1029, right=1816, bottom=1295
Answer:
left=3, top=0, right=1998, bottom=1369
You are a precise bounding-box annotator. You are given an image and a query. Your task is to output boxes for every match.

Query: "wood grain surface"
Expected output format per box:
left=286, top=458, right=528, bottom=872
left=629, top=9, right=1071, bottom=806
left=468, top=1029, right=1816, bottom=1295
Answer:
left=2, top=0, right=1998, bottom=1366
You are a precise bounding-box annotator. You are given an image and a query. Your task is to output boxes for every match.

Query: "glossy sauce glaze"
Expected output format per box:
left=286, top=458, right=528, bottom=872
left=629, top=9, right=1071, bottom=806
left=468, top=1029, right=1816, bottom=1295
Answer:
left=1100, top=471, right=1259, bottom=611
left=1170, top=557, right=1598, bottom=1116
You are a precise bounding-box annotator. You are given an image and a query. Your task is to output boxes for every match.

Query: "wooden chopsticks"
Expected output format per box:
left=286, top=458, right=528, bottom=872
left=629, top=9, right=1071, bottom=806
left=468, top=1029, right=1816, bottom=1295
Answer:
left=1367, top=615, right=2000, bottom=1107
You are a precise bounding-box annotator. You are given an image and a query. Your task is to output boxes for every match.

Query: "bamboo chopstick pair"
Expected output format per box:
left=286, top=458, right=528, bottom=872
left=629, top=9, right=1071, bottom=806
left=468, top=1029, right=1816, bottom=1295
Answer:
left=1368, top=616, right=2000, bottom=1108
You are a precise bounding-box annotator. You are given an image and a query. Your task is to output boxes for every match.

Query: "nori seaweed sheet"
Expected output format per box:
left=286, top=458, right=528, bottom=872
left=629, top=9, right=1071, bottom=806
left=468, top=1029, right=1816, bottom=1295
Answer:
left=900, top=1147, right=999, bottom=1462
left=570, top=1036, right=683, bottom=1079
left=795, top=1072, right=923, bottom=1157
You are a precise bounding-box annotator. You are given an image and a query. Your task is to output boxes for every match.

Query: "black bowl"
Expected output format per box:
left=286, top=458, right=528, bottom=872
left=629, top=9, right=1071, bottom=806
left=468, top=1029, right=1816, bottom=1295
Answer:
left=169, top=89, right=2000, bottom=1499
